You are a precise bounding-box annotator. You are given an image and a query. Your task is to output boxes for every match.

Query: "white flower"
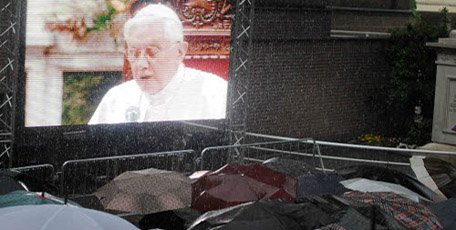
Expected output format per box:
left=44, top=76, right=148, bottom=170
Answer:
left=48, top=0, right=108, bottom=28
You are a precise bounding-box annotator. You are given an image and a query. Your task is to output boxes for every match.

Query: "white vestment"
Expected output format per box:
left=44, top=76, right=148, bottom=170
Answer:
left=89, top=65, right=227, bottom=124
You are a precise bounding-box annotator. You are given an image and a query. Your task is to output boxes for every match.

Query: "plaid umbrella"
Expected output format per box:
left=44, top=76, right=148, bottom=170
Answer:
left=96, top=168, right=192, bottom=214
left=343, top=191, right=443, bottom=230
left=0, top=190, right=79, bottom=208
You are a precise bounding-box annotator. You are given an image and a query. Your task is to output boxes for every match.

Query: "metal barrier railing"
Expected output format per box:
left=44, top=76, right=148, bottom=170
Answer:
left=180, top=122, right=445, bottom=174
left=245, top=132, right=456, bottom=156
left=12, top=164, right=55, bottom=182
left=10, top=164, right=57, bottom=194
left=198, top=132, right=421, bottom=174
left=240, top=132, right=456, bottom=174
left=60, top=150, right=197, bottom=203
left=200, top=139, right=326, bottom=171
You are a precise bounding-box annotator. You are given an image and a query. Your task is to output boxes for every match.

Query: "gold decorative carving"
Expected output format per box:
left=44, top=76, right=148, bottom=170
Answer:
left=131, top=0, right=232, bottom=29
left=186, top=36, right=230, bottom=55
left=172, top=0, right=232, bottom=29
left=45, top=0, right=232, bottom=41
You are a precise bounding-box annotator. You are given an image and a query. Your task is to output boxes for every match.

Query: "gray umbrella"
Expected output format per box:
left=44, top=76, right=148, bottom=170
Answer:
left=96, top=168, right=192, bottom=214
left=262, top=157, right=316, bottom=178
left=297, top=173, right=349, bottom=198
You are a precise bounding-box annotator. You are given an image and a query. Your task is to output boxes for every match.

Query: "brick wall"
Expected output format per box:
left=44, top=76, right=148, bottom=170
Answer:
left=331, top=10, right=413, bottom=32
left=254, top=9, right=331, bottom=40
left=248, top=39, right=387, bottom=141
left=246, top=7, right=390, bottom=142
left=329, top=0, right=410, bottom=9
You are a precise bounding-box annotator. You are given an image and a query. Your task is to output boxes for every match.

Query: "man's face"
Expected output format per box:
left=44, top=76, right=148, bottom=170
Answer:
left=126, top=22, right=187, bottom=93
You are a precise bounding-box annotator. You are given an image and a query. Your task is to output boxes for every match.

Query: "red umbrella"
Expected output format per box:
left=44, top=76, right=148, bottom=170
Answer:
left=192, top=164, right=297, bottom=213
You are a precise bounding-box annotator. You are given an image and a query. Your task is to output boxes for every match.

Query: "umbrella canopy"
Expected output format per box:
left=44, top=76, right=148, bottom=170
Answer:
left=343, top=191, right=443, bottom=230
left=336, top=165, right=439, bottom=201
left=423, top=157, right=456, bottom=198
left=96, top=168, right=192, bottom=215
left=189, top=171, right=211, bottom=182
left=0, top=204, right=139, bottom=230
left=0, top=173, right=26, bottom=195
left=297, top=173, right=349, bottom=198
left=429, top=198, right=456, bottom=230
left=192, top=164, right=297, bottom=213
left=262, top=157, right=317, bottom=178
left=340, top=178, right=430, bottom=203
left=139, top=207, right=201, bottom=230
left=297, top=194, right=408, bottom=230
left=0, top=169, right=59, bottom=195
left=188, top=199, right=332, bottom=230
left=0, top=190, right=79, bottom=208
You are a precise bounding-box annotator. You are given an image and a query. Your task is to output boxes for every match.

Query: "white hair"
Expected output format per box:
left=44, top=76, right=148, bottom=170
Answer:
left=123, top=4, right=183, bottom=43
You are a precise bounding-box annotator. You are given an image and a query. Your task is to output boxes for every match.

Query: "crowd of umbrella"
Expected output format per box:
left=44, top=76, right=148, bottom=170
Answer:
left=1, top=157, right=456, bottom=230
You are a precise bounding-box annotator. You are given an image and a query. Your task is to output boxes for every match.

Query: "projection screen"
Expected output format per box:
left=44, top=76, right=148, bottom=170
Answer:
left=24, top=0, right=232, bottom=126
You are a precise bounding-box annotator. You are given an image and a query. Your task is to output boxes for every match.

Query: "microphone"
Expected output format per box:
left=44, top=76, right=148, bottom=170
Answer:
left=125, top=106, right=140, bottom=122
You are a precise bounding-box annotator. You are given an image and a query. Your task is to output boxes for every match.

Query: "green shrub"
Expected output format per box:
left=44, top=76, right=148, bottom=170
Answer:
left=369, top=10, right=449, bottom=146
left=62, top=72, right=120, bottom=125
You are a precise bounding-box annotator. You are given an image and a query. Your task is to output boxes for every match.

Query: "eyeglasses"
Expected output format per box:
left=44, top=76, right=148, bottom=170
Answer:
left=126, top=43, right=179, bottom=60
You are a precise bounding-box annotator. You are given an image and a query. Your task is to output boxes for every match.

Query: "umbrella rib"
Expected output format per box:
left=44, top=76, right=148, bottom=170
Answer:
left=39, top=206, right=65, bottom=230
left=242, top=178, right=264, bottom=200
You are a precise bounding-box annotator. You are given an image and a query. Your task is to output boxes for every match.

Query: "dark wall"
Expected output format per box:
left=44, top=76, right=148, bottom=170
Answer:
left=254, top=9, right=331, bottom=40
left=329, top=0, right=410, bottom=9
left=246, top=7, right=389, bottom=142
left=248, top=39, right=386, bottom=141
left=331, top=10, right=412, bottom=32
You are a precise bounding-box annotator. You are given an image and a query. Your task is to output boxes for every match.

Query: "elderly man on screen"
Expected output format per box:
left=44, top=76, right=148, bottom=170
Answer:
left=88, top=4, right=227, bottom=124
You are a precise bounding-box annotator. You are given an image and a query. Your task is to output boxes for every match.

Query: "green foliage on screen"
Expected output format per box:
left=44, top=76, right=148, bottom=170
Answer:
left=86, top=6, right=116, bottom=33
left=62, top=72, right=121, bottom=125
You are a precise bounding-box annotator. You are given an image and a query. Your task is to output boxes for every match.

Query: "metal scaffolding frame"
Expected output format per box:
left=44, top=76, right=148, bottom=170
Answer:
left=228, top=0, right=255, bottom=147
left=0, top=0, right=20, bottom=168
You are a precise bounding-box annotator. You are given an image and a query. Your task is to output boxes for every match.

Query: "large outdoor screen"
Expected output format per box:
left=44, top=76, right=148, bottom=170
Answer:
left=24, top=0, right=231, bottom=127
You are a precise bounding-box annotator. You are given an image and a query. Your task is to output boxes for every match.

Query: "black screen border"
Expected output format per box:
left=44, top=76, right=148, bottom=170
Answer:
left=13, top=0, right=234, bottom=165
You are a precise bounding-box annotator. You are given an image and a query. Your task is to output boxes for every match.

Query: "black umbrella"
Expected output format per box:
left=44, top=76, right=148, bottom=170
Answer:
left=429, top=198, right=456, bottom=230
left=0, top=169, right=58, bottom=195
left=297, top=194, right=409, bottom=230
left=0, top=172, right=26, bottom=195
left=138, top=208, right=201, bottom=230
left=188, top=199, right=332, bottom=230
left=262, top=157, right=317, bottom=178
left=423, top=158, right=456, bottom=198
left=297, top=173, right=349, bottom=198
left=336, top=165, right=439, bottom=201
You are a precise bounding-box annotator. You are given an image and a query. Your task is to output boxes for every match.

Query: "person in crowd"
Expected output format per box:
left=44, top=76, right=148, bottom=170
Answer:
left=89, top=4, right=227, bottom=124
